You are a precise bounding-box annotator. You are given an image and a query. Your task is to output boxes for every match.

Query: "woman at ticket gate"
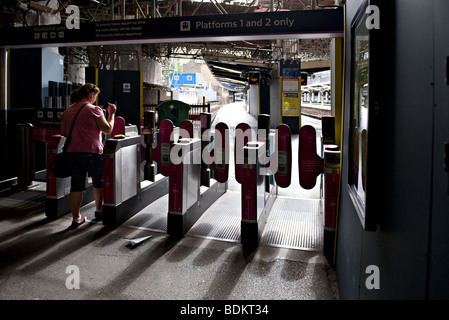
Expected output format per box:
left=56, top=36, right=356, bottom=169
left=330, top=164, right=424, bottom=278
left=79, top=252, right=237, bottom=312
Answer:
left=60, top=83, right=117, bottom=230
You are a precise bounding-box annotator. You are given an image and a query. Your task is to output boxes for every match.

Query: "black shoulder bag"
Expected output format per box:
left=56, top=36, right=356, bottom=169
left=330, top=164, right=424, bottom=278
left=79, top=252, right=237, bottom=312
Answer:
left=51, top=103, right=88, bottom=178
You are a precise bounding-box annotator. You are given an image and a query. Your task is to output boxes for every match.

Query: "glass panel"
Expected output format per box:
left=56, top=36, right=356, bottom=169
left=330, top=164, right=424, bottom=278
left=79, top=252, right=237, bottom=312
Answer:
left=349, top=11, right=369, bottom=216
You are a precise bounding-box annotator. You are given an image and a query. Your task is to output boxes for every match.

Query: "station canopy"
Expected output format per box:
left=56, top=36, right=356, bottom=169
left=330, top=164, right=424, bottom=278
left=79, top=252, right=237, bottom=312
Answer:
left=0, top=0, right=341, bottom=88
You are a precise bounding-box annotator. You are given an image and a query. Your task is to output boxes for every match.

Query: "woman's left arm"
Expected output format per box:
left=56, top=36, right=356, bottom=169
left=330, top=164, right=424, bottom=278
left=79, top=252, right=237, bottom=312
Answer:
left=60, top=120, right=66, bottom=136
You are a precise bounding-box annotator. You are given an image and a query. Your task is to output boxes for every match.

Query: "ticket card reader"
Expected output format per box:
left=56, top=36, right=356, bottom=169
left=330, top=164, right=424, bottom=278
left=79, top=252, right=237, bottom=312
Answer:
left=102, top=131, right=169, bottom=228
left=103, top=135, right=140, bottom=206
left=45, top=135, right=94, bottom=220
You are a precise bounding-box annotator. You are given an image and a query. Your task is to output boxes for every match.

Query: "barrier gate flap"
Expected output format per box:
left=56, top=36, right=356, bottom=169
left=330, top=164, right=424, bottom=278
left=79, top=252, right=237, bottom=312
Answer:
left=152, top=119, right=174, bottom=177
left=180, top=120, right=194, bottom=139
left=274, top=124, right=292, bottom=188
left=298, top=125, right=324, bottom=189
left=211, top=122, right=229, bottom=183
left=235, top=122, right=252, bottom=184
left=111, top=116, right=125, bottom=138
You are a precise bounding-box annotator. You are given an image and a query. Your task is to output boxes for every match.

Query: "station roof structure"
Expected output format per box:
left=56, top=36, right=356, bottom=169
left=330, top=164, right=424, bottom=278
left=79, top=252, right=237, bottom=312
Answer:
left=0, top=0, right=341, bottom=86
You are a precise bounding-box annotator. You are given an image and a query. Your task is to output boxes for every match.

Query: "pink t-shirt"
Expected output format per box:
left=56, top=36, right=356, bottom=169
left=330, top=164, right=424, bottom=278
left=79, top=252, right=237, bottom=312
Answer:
left=62, top=102, right=105, bottom=154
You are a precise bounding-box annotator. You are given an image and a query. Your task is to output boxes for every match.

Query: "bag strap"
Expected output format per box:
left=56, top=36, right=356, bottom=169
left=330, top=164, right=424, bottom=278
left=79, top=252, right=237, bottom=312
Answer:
left=63, top=102, right=88, bottom=152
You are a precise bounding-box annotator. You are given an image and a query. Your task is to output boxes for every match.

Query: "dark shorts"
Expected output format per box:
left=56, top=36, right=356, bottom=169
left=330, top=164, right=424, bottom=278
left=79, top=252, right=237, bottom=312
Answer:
left=68, top=152, right=103, bottom=192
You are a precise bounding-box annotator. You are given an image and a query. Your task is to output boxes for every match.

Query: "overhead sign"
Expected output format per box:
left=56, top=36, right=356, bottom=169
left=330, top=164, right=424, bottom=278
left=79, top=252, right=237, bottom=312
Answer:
left=0, top=9, right=343, bottom=48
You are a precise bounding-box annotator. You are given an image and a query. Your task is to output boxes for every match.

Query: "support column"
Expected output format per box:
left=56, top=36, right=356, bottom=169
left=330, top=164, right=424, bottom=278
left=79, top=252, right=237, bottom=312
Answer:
left=0, top=49, right=8, bottom=183
left=331, top=38, right=344, bottom=149
left=330, top=37, right=344, bottom=266
left=0, top=48, right=7, bottom=111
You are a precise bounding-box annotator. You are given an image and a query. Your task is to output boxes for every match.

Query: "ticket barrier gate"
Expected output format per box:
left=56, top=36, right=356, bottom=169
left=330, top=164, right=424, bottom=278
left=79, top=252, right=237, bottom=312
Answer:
left=166, top=114, right=229, bottom=238
left=237, top=114, right=292, bottom=249
left=45, top=135, right=95, bottom=220
left=102, top=114, right=169, bottom=228
left=298, top=125, right=341, bottom=262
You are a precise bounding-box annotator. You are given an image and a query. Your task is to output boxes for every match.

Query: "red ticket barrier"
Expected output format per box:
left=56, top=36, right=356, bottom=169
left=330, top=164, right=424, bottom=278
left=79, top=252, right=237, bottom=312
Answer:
left=210, top=122, right=229, bottom=183
left=234, top=122, right=252, bottom=184
left=167, top=137, right=202, bottom=237
left=274, top=124, right=292, bottom=188
left=168, top=138, right=201, bottom=214
left=240, top=141, right=267, bottom=249
left=241, top=160, right=258, bottom=222
left=241, top=142, right=264, bottom=222
left=103, top=148, right=115, bottom=206
left=323, top=145, right=341, bottom=262
left=324, top=146, right=340, bottom=231
left=298, top=125, right=324, bottom=189
left=169, top=151, right=184, bottom=214
left=46, top=135, right=63, bottom=199
left=152, top=119, right=174, bottom=177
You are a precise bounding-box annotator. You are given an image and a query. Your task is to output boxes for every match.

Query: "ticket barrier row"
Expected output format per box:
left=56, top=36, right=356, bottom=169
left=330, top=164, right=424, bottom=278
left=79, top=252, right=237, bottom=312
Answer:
left=46, top=111, right=339, bottom=255
left=45, top=110, right=228, bottom=236
left=103, top=111, right=229, bottom=236
left=236, top=115, right=340, bottom=252
left=101, top=117, right=339, bottom=254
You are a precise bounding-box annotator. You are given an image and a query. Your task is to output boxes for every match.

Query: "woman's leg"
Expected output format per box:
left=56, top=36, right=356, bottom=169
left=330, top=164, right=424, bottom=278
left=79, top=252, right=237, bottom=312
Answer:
left=93, top=187, right=103, bottom=212
left=70, top=191, right=83, bottom=220
left=89, top=153, right=104, bottom=218
left=68, top=153, right=87, bottom=225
